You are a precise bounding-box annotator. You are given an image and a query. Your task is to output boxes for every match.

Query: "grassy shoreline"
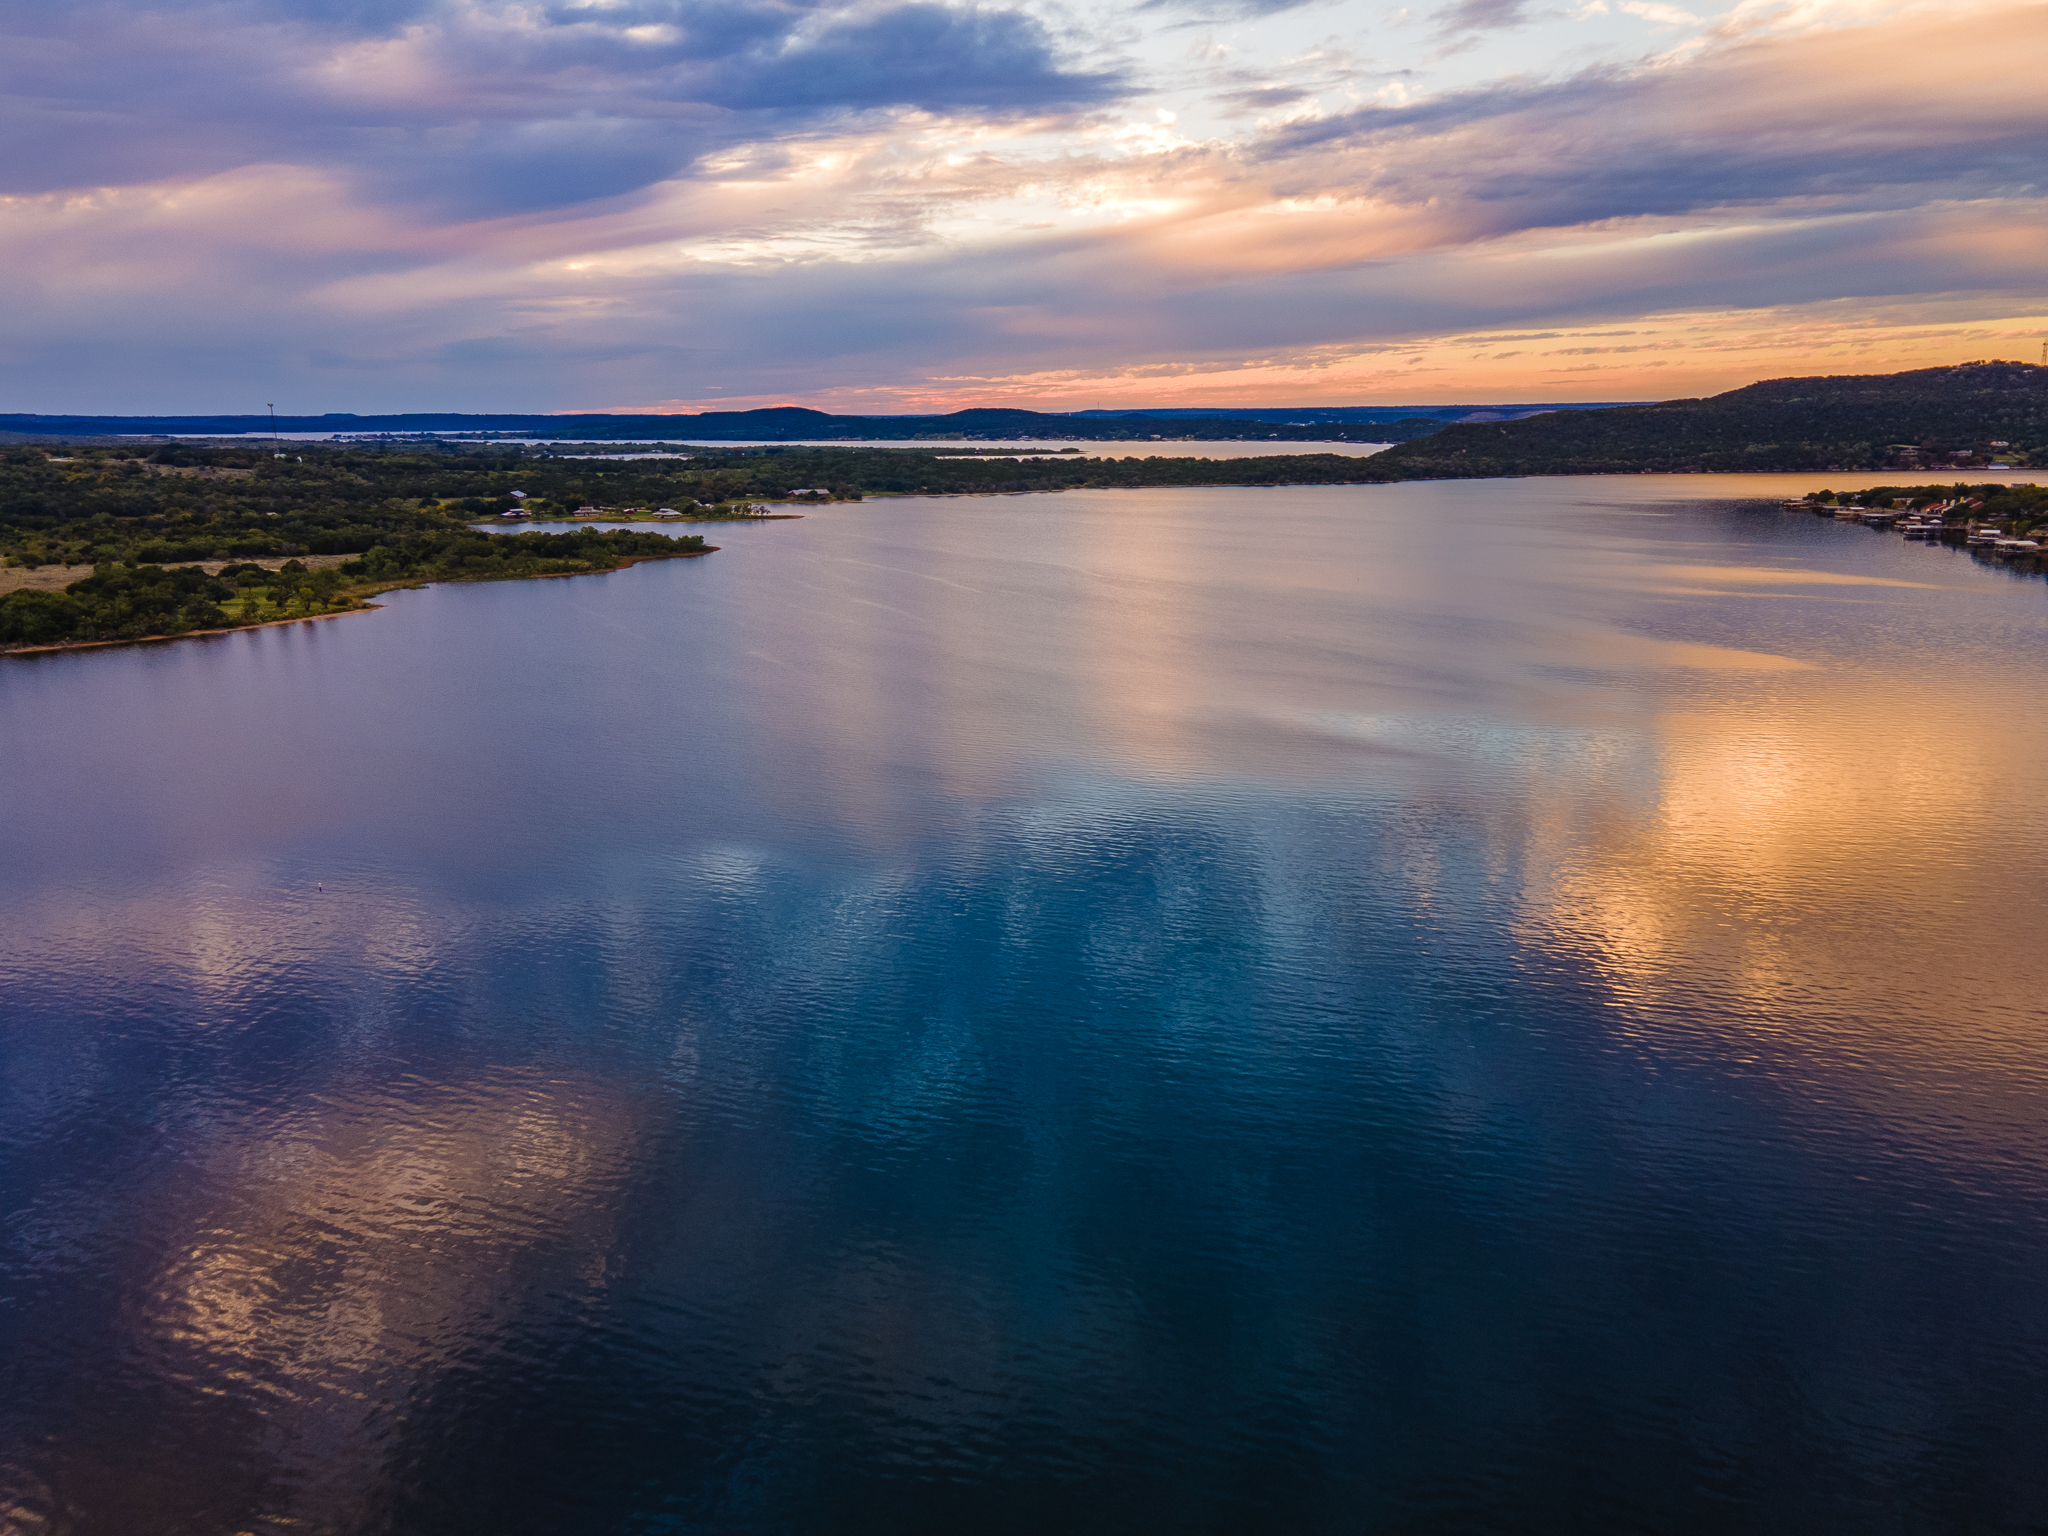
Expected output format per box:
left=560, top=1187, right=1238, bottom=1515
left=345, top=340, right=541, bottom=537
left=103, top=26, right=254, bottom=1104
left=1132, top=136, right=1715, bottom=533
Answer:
left=2, top=540, right=714, bottom=658
left=1, top=599, right=385, bottom=657
left=503, top=510, right=807, bottom=524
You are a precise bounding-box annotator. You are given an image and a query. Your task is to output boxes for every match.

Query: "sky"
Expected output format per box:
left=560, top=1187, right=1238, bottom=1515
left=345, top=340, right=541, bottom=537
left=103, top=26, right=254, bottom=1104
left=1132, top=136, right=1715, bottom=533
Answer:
left=1, top=0, right=2043, bottom=413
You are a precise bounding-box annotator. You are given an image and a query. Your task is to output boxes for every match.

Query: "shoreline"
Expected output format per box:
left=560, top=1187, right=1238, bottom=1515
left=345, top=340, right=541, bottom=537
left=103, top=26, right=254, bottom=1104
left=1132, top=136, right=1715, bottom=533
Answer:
left=520, top=512, right=806, bottom=524
left=15, top=467, right=2039, bottom=658
left=1, top=545, right=715, bottom=660
left=0, top=601, right=384, bottom=658
left=0, top=552, right=356, bottom=599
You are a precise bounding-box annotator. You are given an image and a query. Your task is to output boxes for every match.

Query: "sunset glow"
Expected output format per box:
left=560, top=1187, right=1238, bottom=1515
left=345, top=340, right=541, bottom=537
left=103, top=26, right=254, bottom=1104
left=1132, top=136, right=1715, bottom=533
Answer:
left=2, top=0, right=2043, bottom=411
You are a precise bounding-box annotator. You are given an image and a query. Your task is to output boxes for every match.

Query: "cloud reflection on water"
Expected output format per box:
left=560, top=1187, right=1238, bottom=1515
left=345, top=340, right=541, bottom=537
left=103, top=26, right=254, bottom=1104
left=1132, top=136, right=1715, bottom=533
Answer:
left=4, top=480, right=2048, bottom=1529
left=72, top=1069, right=646, bottom=1532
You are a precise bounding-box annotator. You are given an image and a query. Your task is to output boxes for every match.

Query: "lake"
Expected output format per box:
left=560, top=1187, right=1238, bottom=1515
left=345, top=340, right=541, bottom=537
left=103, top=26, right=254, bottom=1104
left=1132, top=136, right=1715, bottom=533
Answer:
left=3, top=477, right=2044, bottom=1534
left=464, top=438, right=1399, bottom=458
left=181, top=436, right=1396, bottom=458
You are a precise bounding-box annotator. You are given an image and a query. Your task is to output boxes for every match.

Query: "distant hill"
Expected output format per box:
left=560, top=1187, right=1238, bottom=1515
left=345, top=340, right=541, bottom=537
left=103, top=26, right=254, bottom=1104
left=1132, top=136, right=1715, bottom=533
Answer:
left=0, top=402, right=1629, bottom=446
left=1371, top=362, right=2048, bottom=477
left=1064, top=404, right=1639, bottom=423
left=29, top=369, right=2039, bottom=473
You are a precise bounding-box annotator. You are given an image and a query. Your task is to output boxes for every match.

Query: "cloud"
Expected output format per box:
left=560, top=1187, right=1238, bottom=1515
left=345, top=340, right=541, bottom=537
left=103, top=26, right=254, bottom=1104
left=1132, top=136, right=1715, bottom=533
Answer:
left=710, top=4, right=1128, bottom=110
left=0, top=0, right=1126, bottom=215
left=1434, top=0, right=1535, bottom=32
left=0, top=0, right=2044, bottom=409
left=1140, top=0, right=1333, bottom=18
left=1219, top=86, right=1315, bottom=110
left=1617, top=0, right=1701, bottom=22
left=1271, top=4, right=2048, bottom=235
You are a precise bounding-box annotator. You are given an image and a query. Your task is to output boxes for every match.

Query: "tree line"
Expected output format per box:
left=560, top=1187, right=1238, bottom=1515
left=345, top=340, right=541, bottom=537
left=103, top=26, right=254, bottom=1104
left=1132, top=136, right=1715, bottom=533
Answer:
left=1, top=523, right=704, bottom=650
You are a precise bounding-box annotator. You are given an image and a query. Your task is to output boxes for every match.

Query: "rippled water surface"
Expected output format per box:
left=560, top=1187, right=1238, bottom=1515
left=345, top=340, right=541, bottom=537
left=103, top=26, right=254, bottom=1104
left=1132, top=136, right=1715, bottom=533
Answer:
left=4, top=478, right=2046, bottom=1534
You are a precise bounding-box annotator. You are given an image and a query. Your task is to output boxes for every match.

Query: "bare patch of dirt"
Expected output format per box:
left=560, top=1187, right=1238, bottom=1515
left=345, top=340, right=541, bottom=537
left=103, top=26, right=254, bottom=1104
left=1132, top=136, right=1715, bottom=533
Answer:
left=137, top=463, right=255, bottom=480
left=0, top=554, right=352, bottom=597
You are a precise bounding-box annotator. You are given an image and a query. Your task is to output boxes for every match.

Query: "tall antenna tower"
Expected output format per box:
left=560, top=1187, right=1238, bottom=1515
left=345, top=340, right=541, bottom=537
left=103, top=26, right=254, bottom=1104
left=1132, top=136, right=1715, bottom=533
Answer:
left=269, top=403, right=276, bottom=444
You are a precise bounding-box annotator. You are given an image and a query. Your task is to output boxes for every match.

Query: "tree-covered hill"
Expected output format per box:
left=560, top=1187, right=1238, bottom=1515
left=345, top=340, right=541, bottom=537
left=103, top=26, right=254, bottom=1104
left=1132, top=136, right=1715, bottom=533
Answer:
left=1372, top=361, right=2048, bottom=477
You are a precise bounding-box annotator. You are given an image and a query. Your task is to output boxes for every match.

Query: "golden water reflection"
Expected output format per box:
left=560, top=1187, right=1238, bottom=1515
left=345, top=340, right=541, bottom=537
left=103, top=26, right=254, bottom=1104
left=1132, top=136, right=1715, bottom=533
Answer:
left=1518, top=668, right=2048, bottom=1117
left=747, top=486, right=2048, bottom=1129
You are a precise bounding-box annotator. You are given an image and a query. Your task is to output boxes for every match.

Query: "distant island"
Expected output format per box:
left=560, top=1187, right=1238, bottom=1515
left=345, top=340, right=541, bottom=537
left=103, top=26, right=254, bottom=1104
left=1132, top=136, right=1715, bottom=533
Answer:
left=1372, top=361, right=2047, bottom=476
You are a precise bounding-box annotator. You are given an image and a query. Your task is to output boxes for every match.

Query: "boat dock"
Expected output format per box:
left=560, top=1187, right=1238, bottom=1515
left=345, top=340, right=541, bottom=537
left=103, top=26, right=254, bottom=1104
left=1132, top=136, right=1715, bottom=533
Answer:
left=1788, top=493, right=2048, bottom=573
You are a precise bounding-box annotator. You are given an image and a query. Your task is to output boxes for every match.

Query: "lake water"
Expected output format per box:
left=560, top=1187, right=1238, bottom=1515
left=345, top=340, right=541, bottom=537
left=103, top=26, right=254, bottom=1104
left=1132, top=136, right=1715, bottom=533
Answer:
left=477, top=439, right=1397, bottom=459
left=162, top=436, right=1395, bottom=458
left=3, top=477, right=2045, bottom=1534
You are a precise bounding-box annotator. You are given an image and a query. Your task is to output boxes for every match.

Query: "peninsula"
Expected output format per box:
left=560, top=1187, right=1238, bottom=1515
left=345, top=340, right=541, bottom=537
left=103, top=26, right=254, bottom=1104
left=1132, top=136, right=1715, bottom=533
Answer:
left=0, top=446, right=737, bottom=651
left=0, top=528, right=711, bottom=652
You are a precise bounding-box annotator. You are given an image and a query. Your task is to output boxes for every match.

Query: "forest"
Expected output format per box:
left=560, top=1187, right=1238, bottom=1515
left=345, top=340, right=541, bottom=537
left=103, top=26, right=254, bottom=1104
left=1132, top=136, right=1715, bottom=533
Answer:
left=0, top=452, right=706, bottom=653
